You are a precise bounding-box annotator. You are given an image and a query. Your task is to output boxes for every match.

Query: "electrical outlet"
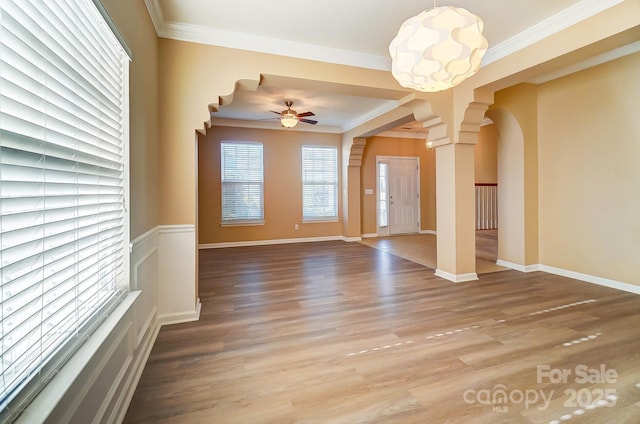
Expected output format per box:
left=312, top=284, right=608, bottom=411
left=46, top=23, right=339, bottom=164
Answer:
left=294, top=224, right=299, bottom=230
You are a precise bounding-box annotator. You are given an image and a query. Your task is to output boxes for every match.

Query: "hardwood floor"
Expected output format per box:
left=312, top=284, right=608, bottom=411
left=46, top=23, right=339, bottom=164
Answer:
left=124, top=241, right=640, bottom=423
left=360, top=230, right=506, bottom=274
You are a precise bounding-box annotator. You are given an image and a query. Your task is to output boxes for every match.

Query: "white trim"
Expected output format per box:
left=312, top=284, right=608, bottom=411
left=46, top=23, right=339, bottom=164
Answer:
left=342, top=236, right=362, bottom=242
left=143, top=0, right=623, bottom=72
left=302, top=218, right=340, bottom=224
left=376, top=131, right=428, bottom=140
left=496, top=259, right=539, bottom=273
left=434, top=269, right=479, bottom=283
left=130, top=226, right=158, bottom=247
left=158, top=300, right=202, bottom=326
left=110, top=316, right=161, bottom=424
left=482, top=0, right=624, bottom=66
left=158, top=21, right=391, bottom=71
left=361, top=233, right=378, bottom=239
left=419, top=229, right=437, bottom=235
left=538, top=265, right=640, bottom=295
left=528, top=40, right=640, bottom=84
left=157, top=224, right=196, bottom=234
left=199, top=235, right=347, bottom=249
left=342, top=100, right=400, bottom=132
left=14, top=292, right=140, bottom=424
left=142, top=0, right=164, bottom=36
left=210, top=118, right=343, bottom=134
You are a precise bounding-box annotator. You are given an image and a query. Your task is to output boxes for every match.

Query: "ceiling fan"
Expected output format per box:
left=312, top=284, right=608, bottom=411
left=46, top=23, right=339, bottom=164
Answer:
left=271, top=101, right=317, bottom=128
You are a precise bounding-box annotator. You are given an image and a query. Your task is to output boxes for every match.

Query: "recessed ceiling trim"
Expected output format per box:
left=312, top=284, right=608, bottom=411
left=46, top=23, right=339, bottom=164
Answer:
left=211, top=118, right=343, bottom=134
left=341, top=100, right=402, bottom=133
left=376, top=131, right=428, bottom=140
left=481, top=0, right=624, bottom=66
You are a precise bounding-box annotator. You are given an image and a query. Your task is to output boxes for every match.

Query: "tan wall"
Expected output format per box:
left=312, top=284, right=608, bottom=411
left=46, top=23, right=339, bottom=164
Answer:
left=198, top=126, right=343, bottom=243
left=360, top=136, right=436, bottom=235
left=538, top=52, right=640, bottom=285
left=102, top=0, right=160, bottom=239
left=490, top=84, right=539, bottom=266
left=157, top=39, right=430, bottom=227
left=475, top=124, right=498, bottom=183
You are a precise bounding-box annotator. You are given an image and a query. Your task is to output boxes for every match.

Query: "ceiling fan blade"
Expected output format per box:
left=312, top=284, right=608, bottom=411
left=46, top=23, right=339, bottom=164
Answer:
left=297, top=111, right=315, bottom=117
left=270, top=110, right=282, bottom=115
left=300, top=118, right=318, bottom=125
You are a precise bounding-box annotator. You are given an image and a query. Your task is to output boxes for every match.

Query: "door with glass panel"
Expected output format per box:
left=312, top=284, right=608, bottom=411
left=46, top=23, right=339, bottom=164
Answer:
left=377, top=157, right=420, bottom=235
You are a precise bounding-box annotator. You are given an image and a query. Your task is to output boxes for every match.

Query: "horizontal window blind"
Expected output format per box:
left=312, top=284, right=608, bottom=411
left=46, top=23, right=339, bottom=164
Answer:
left=221, top=142, right=263, bottom=223
left=302, top=146, right=337, bottom=219
left=0, top=0, right=129, bottom=420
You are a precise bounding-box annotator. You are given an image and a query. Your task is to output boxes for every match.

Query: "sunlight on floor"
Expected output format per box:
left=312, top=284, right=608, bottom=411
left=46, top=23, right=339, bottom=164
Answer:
left=360, top=231, right=507, bottom=274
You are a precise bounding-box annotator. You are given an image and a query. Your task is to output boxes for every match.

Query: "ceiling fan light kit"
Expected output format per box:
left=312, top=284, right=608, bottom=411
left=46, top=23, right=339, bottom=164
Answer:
left=389, top=5, right=488, bottom=92
left=273, top=101, right=317, bottom=128
left=280, top=110, right=299, bottom=128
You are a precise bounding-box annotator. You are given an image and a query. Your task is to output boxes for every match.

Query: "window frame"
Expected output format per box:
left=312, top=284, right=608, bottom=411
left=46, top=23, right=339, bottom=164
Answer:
left=220, top=141, right=265, bottom=226
left=301, top=145, right=339, bottom=223
left=0, top=0, right=131, bottom=419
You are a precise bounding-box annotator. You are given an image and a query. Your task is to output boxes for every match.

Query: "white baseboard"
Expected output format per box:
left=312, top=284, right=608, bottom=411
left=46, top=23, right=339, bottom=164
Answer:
left=158, top=299, right=202, bottom=326
left=361, top=233, right=378, bottom=239
left=435, top=269, right=479, bottom=283
left=538, top=264, right=640, bottom=295
left=496, top=259, right=540, bottom=273
left=497, top=260, right=640, bottom=295
left=419, top=229, right=437, bottom=235
left=199, top=235, right=349, bottom=248
left=342, top=236, right=362, bottom=242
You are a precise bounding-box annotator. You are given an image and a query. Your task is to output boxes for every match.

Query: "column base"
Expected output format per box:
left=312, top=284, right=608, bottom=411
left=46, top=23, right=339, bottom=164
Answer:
left=435, top=269, right=479, bottom=283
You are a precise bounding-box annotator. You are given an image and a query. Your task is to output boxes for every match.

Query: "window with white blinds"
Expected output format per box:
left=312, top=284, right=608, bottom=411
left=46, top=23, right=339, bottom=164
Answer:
left=0, top=0, right=129, bottom=419
left=220, top=142, right=264, bottom=224
left=302, top=146, right=338, bottom=220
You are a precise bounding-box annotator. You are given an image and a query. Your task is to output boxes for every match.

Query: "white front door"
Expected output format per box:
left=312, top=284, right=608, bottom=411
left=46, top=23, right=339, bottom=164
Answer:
left=388, top=157, right=420, bottom=235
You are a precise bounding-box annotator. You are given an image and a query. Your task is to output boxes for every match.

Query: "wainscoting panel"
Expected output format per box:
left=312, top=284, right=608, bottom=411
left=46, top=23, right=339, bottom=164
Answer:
left=157, top=225, right=201, bottom=325
left=14, top=224, right=201, bottom=424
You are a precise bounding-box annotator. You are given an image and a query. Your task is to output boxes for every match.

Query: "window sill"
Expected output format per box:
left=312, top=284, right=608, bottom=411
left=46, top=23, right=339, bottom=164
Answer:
left=302, top=218, right=339, bottom=224
left=220, top=220, right=265, bottom=227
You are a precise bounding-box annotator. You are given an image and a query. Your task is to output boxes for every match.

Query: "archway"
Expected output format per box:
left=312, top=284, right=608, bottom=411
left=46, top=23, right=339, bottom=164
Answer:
left=485, top=108, right=528, bottom=270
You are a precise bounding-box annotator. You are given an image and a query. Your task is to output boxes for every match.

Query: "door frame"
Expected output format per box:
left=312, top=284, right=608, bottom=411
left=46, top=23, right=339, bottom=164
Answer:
left=376, top=155, right=421, bottom=236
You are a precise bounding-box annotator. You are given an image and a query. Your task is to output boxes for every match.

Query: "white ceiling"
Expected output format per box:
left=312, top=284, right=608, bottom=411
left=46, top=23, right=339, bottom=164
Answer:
left=145, top=0, right=627, bottom=133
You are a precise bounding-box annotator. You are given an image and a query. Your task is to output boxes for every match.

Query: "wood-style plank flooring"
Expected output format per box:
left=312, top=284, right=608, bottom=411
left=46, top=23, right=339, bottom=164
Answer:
left=124, top=241, right=640, bottom=423
left=360, top=230, right=507, bottom=274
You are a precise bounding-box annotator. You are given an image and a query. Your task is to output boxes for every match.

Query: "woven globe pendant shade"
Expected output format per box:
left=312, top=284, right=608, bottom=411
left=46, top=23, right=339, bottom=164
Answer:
left=389, top=6, right=488, bottom=92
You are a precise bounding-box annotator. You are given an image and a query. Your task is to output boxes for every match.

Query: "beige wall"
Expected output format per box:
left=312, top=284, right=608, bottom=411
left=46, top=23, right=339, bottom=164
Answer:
left=198, top=126, right=343, bottom=243
left=157, top=39, right=429, bottom=227
left=538, top=52, right=640, bottom=285
left=102, top=0, right=160, bottom=239
left=489, top=84, right=539, bottom=266
left=360, top=136, right=436, bottom=234
left=475, top=124, right=498, bottom=183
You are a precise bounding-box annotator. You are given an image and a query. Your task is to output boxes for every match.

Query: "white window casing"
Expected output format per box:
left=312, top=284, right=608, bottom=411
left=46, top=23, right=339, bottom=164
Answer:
left=0, top=0, right=131, bottom=421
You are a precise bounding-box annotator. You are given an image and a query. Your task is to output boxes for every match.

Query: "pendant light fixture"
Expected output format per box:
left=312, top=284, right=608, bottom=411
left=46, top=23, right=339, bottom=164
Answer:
left=389, top=3, right=488, bottom=92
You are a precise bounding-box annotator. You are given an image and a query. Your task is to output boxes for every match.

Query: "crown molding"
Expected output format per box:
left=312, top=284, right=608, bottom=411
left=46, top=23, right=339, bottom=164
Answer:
left=142, top=0, right=164, bottom=35
left=210, top=118, right=343, bottom=134
left=482, top=0, right=625, bottom=66
left=144, top=0, right=624, bottom=72
left=155, top=19, right=391, bottom=71
left=529, top=40, right=640, bottom=84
